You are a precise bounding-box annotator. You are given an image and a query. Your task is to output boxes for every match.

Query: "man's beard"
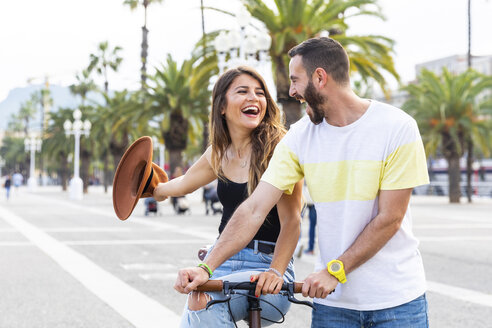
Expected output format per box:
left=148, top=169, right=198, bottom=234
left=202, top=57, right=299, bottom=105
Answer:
left=304, top=80, right=325, bottom=125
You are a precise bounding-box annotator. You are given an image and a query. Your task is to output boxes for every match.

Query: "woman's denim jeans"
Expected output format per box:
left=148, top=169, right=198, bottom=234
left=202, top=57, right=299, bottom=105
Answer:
left=180, top=242, right=295, bottom=327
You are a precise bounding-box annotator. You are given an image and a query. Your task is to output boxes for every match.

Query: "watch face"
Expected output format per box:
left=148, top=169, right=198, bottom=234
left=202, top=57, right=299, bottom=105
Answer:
left=330, top=262, right=341, bottom=272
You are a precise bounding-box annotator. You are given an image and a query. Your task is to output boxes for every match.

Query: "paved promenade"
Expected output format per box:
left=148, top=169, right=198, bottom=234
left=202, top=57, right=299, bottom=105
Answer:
left=0, top=186, right=491, bottom=327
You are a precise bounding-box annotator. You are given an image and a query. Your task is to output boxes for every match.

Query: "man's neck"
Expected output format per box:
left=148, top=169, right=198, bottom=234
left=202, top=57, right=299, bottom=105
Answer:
left=323, top=89, right=370, bottom=127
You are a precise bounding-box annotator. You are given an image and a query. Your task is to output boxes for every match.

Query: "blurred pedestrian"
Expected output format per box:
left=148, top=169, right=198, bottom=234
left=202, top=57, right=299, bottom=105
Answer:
left=4, top=174, right=12, bottom=200
left=170, top=166, right=183, bottom=212
left=12, top=171, right=23, bottom=190
left=303, top=183, right=317, bottom=255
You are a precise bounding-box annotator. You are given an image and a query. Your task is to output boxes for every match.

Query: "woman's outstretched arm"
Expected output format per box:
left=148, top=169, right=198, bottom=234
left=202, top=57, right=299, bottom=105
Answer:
left=153, top=146, right=216, bottom=201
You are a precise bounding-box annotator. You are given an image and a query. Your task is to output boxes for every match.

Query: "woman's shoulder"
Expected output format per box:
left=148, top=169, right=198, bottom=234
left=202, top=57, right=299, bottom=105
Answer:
left=204, top=145, right=213, bottom=164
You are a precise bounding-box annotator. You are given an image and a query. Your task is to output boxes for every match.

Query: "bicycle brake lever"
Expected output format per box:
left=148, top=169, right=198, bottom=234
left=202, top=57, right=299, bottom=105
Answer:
left=286, top=283, right=315, bottom=309
left=205, top=281, right=232, bottom=310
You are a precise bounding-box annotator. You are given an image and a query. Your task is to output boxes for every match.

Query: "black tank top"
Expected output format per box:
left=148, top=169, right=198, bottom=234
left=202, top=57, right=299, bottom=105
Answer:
left=217, top=178, right=280, bottom=243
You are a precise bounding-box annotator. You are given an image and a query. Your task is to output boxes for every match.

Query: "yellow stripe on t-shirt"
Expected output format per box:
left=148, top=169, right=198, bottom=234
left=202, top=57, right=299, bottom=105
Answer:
left=381, top=140, right=430, bottom=190
left=261, top=143, right=304, bottom=195
left=303, top=160, right=383, bottom=203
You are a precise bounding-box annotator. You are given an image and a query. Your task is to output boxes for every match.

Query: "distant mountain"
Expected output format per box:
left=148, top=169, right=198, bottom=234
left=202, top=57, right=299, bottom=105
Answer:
left=0, top=85, right=104, bottom=130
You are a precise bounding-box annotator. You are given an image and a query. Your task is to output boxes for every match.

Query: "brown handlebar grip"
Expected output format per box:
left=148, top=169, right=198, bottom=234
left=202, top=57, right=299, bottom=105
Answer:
left=293, top=282, right=303, bottom=293
left=195, top=280, right=223, bottom=292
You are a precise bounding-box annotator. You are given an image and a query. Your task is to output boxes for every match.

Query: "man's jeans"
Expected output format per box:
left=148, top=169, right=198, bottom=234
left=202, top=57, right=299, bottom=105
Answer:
left=311, top=294, right=428, bottom=328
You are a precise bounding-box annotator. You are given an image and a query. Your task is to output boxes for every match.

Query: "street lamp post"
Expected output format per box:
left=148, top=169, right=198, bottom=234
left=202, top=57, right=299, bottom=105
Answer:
left=213, top=6, right=273, bottom=95
left=64, top=109, right=91, bottom=200
left=24, top=135, right=42, bottom=190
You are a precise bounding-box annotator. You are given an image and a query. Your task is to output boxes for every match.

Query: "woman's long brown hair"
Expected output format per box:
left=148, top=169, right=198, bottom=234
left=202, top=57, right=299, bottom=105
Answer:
left=209, top=66, right=286, bottom=195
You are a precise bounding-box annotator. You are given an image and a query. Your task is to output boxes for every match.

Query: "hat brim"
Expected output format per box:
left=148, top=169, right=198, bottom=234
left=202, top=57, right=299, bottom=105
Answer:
left=112, top=136, right=168, bottom=220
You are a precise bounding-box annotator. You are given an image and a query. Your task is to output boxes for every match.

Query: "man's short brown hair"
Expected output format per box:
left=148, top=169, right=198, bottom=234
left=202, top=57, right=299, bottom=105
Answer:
left=288, top=37, right=350, bottom=85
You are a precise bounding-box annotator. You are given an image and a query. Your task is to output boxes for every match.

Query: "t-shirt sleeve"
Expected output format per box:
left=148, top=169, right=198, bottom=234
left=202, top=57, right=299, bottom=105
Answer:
left=261, top=141, right=304, bottom=195
left=380, top=119, right=430, bottom=190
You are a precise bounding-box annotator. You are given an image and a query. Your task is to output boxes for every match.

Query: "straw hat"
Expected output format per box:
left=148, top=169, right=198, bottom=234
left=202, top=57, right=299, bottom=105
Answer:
left=112, top=136, right=168, bottom=220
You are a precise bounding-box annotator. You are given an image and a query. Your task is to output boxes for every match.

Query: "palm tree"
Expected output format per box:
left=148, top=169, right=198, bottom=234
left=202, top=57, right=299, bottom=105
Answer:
left=87, top=41, right=123, bottom=94
left=0, top=137, right=29, bottom=175
left=402, top=68, right=492, bottom=203
left=10, top=96, right=38, bottom=136
left=70, top=69, right=98, bottom=106
left=240, top=0, right=398, bottom=127
left=91, top=90, right=144, bottom=189
left=87, top=41, right=124, bottom=191
left=43, top=108, right=75, bottom=191
left=123, top=0, right=164, bottom=89
left=145, top=54, right=216, bottom=172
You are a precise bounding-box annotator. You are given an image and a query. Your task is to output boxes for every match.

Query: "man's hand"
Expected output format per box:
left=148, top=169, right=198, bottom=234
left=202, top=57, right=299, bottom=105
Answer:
left=174, top=267, right=209, bottom=294
left=250, top=271, right=284, bottom=297
left=302, top=269, right=338, bottom=299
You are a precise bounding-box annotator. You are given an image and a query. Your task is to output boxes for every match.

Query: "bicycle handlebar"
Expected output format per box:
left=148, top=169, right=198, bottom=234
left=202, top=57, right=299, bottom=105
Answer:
left=196, top=280, right=304, bottom=293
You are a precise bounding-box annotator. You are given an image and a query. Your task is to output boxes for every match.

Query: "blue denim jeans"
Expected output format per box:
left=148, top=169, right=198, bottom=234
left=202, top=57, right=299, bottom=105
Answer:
left=307, top=205, right=317, bottom=251
left=180, top=241, right=295, bottom=327
left=311, top=294, right=428, bottom=328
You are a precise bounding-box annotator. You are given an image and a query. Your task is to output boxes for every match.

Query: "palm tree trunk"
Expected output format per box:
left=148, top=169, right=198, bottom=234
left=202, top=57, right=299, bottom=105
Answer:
left=59, top=153, right=69, bottom=191
left=466, top=0, right=473, bottom=203
left=168, top=150, right=183, bottom=175
left=112, top=152, right=124, bottom=178
left=103, top=152, right=109, bottom=193
left=164, top=112, right=188, bottom=173
left=466, top=139, right=473, bottom=202
left=140, top=1, right=149, bottom=89
left=110, top=138, right=129, bottom=177
left=275, top=57, right=301, bottom=128
left=447, top=156, right=461, bottom=203
left=141, top=26, right=149, bottom=89
left=282, top=100, right=303, bottom=128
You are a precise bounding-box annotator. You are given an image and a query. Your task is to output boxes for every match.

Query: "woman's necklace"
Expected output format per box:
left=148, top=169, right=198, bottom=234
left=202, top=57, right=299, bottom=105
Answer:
left=235, top=147, right=249, bottom=168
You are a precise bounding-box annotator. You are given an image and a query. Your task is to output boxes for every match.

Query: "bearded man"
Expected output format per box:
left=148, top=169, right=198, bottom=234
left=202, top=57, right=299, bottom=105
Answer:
left=176, top=37, right=430, bottom=327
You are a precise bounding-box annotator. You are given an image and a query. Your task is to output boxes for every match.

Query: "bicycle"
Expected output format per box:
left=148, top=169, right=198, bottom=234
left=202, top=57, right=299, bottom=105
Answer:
left=196, top=280, right=314, bottom=328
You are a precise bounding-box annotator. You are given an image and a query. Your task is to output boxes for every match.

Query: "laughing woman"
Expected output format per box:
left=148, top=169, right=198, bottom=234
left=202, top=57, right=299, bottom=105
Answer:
left=153, top=66, right=303, bottom=327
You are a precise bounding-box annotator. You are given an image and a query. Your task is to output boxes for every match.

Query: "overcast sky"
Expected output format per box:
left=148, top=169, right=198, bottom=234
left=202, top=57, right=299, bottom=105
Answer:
left=1, top=0, right=492, bottom=102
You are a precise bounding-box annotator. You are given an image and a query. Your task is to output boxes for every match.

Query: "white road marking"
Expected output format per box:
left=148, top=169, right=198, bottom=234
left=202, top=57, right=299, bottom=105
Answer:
left=121, top=263, right=176, bottom=271
left=0, top=241, right=33, bottom=246
left=139, top=273, right=179, bottom=281
left=0, top=239, right=205, bottom=247
left=0, top=227, right=136, bottom=233
left=64, top=239, right=205, bottom=246
left=419, top=236, right=492, bottom=242
left=426, top=215, right=492, bottom=223
left=44, top=227, right=135, bottom=232
left=427, top=281, right=492, bottom=308
left=132, top=218, right=218, bottom=241
left=0, top=206, right=181, bottom=327
left=26, top=192, right=219, bottom=242
left=415, top=224, right=492, bottom=229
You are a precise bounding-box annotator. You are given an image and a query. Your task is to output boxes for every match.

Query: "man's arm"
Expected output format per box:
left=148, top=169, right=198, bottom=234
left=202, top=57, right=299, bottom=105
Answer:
left=251, top=179, right=304, bottom=297
left=302, top=188, right=413, bottom=298
left=339, top=188, right=412, bottom=273
left=174, top=181, right=284, bottom=294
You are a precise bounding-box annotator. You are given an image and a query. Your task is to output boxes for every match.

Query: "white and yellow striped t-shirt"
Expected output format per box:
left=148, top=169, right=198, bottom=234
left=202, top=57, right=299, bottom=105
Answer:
left=261, top=100, right=429, bottom=311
